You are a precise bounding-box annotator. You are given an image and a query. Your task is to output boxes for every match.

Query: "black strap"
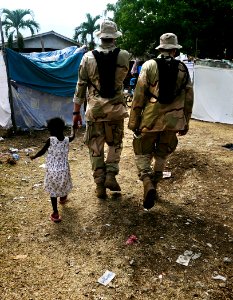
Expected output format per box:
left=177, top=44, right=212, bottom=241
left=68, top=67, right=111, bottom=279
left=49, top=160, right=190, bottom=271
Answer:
left=92, top=47, right=120, bottom=98
left=156, top=56, right=179, bottom=104
left=149, top=57, right=189, bottom=104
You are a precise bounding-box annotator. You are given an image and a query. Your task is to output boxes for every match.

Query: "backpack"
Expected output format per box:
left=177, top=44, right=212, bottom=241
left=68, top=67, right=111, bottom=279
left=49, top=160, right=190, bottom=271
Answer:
left=92, top=47, right=120, bottom=98
left=154, top=56, right=189, bottom=104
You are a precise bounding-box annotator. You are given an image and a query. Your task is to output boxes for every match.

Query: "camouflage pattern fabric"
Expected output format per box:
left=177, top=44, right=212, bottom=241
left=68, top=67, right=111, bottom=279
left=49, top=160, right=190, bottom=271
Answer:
left=84, top=120, right=124, bottom=184
left=128, top=55, right=194, bottom=133
left=128, top=52, right=194, bottom=180
left=133, top=131, right=178, bottom=180
left=73, top=42, right=130, bottom=122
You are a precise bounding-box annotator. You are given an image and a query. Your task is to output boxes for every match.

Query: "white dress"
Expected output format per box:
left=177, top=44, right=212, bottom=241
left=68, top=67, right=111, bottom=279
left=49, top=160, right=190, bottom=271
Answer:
left=44, top=136, right=72, bottom=197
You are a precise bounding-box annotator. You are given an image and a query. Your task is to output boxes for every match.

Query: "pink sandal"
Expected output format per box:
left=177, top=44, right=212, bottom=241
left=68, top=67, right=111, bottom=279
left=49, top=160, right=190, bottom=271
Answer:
left=50, top=213, right=62, bottom=223
left=59, top=196, right=68, bottom=205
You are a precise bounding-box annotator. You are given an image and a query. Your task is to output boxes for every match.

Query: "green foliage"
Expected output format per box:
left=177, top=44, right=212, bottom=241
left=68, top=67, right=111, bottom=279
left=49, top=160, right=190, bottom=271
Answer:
left=73, top=13, right=101, bottom=50
left=107, top=0, right=233, bottom=59
left=17, top=32, right=24, bottom=51
left=7, top=32, right=14, bottom=49
left=1, top=8, right=40, bottom=50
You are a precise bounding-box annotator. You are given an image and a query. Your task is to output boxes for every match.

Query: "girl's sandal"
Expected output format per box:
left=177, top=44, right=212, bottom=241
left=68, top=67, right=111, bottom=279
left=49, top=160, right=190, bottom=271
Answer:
left=59, top=196, right=68, bottom=205
left=50, top=213, right=61, bottom=223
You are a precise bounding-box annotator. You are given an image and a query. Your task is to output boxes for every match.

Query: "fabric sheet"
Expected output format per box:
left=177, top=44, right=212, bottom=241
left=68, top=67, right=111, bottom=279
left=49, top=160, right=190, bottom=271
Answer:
left=11, top=84, right=86, bottom=130
left=0, top=51, right=11, bottom=127
left=6, top=47, right=84, bottom=97
left=192, top=65, right=233, bottom=124
left=0, top=47, right=86, bottom=129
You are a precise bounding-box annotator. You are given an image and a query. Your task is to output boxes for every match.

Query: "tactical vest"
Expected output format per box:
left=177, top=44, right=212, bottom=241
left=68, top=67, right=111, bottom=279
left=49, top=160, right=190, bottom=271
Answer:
left=153, top=56, right=189, bottom=104
left=92, top=47, right=120, bottom=98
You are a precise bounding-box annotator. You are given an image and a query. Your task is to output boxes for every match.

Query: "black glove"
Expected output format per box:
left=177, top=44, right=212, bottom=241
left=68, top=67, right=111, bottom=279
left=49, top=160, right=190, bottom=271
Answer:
left=133, top=128, right=141, bottom=137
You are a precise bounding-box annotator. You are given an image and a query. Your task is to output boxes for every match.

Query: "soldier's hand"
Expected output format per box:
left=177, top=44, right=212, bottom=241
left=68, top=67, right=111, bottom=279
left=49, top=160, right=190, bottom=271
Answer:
left=73, top=114, right=82, bottom=129
left=133, top=128, right=141, bottom=138
left=178, top=125, right=189, bottom=136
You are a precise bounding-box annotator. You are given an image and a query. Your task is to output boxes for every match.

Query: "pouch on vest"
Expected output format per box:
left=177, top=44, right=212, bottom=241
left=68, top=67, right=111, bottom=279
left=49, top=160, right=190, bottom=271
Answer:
left=92, top=48, right=120, bottom=98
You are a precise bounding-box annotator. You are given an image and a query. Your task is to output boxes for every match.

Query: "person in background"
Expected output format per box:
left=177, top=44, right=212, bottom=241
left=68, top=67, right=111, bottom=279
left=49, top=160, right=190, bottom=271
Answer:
left=128, top=33, right=194, bottom=209
left=31, top=117, right=75, bottom=222
left=72, top=20, right=129, bottom=199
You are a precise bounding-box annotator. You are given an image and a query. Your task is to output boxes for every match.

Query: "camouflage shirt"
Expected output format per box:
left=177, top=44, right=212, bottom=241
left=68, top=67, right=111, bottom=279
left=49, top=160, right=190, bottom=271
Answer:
left=128, top=53, right=194, bottom=132
left=73, top=42, right=130, bottom=122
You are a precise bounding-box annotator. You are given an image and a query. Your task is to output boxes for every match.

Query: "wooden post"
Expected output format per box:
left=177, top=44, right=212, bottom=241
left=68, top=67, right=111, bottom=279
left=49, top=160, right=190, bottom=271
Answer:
left=0, top=14, right=17, bottom=132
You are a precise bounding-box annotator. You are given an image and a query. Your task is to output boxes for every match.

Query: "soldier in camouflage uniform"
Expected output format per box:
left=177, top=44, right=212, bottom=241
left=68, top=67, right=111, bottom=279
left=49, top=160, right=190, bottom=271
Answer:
left=73, top=20, right=130, bottom=198
left=128, top=33, right=194, bottom=209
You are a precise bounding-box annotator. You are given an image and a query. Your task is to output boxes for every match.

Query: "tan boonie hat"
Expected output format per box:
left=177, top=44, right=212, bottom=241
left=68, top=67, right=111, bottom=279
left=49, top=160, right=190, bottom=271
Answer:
left=96, top=20, right=122, bottom=39
left=156, top=33, right=182, bottom=49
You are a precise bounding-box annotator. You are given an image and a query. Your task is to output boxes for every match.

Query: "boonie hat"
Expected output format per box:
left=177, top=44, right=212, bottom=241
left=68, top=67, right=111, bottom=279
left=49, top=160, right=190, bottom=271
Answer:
left=156, top=33, right=182, bottom=50
left=96, top=20, right=122, bottom=39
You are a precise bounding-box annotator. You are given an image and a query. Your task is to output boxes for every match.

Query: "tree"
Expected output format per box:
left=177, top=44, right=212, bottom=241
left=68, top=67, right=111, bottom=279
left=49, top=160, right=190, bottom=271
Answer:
left=73, top=13, right=101, bottom=50
left=157, top=0, right=233, bottom=59
left=107, top=0, right=233, bottom=59
left=1, top=9, right=40, bottom=51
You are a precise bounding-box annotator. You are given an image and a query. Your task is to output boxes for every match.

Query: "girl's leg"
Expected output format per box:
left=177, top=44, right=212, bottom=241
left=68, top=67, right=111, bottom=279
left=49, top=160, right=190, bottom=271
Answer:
left=50, top=197, right=61, bottom=222
left=51, top=197, right=58, bottom=214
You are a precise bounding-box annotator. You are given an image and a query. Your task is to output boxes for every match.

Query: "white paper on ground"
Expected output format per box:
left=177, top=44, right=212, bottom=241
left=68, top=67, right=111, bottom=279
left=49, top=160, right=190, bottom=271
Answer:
left=98, top=270, right=116, bottom=286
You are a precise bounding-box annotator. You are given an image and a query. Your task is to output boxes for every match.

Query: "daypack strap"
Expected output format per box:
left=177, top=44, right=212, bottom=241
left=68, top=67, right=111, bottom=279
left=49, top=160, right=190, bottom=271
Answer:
left=155, top=56, right=179, bottom=104
left=92, top=47, right=120, bottom=98
left=146, top=57, right=189, bottom=104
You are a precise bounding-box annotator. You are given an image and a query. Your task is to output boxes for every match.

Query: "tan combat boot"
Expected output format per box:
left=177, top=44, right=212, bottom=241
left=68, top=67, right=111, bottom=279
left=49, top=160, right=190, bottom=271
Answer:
left=95, top=184, right=107, bottom=199
left=143, top=176, right=157, bottom=209
left=104, top=172, right=121, bottom=191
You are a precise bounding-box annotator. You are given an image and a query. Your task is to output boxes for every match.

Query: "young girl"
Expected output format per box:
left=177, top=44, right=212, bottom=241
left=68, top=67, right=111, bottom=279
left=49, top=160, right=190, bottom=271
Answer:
left=31, top=117, right=75, bottom=223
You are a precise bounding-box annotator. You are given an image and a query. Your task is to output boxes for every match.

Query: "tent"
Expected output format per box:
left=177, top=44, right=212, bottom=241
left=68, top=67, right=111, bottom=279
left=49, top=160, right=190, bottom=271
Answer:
left=0, top=46, right=86, bottom=130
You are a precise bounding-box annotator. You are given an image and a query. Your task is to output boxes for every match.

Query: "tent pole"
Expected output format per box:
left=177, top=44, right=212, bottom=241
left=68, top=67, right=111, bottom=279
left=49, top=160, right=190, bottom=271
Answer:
left=0, top=15, right=17, bottom=132
left=195, top=37, right=198, bottom=59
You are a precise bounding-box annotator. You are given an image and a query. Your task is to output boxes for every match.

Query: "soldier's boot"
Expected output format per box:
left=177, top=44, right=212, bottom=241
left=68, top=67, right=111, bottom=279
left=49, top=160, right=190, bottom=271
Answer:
left=143, top=176, right=157, bottom=209
left=95, top=184, right=107, bottom=199
left=152, top=171, right=163, bottom=187
left=104, top=172, right=121, bottom=191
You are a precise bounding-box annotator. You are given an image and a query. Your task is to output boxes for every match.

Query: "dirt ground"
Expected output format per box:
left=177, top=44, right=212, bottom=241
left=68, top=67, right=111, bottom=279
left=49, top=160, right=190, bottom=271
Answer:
left=0, top=118, right=233, bottom=300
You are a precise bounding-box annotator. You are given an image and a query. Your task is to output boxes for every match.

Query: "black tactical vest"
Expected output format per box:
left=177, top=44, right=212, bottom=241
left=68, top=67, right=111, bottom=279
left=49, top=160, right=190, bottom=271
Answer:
left=92, top=47, right=120, bottom=98
left=154, top=56, right=189, bottom=104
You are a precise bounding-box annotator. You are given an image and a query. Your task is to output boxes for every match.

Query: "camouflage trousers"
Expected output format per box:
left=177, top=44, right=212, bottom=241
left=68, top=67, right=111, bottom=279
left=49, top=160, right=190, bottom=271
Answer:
left=84, top=120, right=124, bottom=184
left=133, top=131, right=178, bottom=180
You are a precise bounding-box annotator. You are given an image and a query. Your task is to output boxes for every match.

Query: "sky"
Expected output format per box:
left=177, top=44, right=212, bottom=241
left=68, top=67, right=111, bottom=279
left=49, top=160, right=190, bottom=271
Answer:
left=0, top=0, right=117, bottom=40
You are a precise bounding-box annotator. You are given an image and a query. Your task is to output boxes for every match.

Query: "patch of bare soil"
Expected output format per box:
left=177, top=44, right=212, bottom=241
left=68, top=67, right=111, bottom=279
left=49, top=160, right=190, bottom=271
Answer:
left=0, top=119, right=233, bottom=300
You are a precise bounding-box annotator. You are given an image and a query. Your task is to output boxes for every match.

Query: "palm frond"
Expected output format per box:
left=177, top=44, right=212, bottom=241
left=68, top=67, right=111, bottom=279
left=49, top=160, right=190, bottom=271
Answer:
left=1, top=8, right=40, bottom=49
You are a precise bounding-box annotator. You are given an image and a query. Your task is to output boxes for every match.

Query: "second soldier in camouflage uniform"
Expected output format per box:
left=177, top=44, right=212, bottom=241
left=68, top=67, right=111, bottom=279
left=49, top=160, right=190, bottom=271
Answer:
left=73, top=20, right=129, bottom=198
left=128, top=33, right=194, bottom=209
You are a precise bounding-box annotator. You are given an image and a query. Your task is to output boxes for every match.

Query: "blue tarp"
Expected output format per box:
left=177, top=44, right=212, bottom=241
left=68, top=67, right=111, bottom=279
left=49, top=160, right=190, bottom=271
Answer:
left=6, top=46, right=85, bottom=97
left=22, top=46, right=84, bottom=62
left=4, top=46, right=86, bottom=129
left=11, top=84, right=86, bottom=130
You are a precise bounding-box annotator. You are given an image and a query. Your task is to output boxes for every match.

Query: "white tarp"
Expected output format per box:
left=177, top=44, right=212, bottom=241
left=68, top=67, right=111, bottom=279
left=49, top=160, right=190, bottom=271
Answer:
left=0, top=51, right=11, bottom=127
left=192, top=65, right=233, bottom=124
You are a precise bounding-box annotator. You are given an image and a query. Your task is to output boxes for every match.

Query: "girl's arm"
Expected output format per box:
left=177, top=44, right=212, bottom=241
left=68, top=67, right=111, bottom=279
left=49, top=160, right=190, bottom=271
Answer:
left=30, top=139, right=50, bottom=160
left=69, top=125, right=76, bottom=143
